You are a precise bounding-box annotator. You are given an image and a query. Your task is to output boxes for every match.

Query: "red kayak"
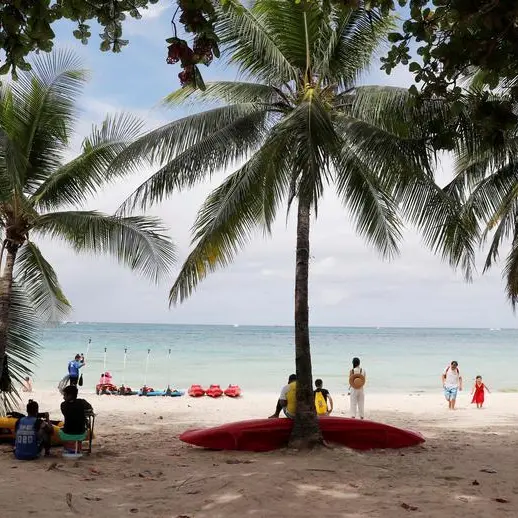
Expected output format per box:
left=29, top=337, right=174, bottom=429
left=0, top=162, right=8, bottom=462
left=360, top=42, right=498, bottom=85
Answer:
left=188, top=384, right=206, bottom=397
left=179, top=417, right=425, bottom=452
left=224, top=385, right=242, bottom=398
left=206, top=384, right=223, bottom=398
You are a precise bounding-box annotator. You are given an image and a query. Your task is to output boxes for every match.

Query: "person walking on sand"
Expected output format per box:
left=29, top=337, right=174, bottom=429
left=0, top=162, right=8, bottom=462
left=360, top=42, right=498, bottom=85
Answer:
left=442, top=360, right=462, bottom=410
left=471, top=375, right=490, bottom=409
left=348, top=357, right=366, bottom=419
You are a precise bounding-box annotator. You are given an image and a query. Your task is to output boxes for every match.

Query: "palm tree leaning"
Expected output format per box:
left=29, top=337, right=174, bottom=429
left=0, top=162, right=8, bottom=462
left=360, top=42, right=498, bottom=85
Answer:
left=422, top=87, right=518, bottom=308
left=120, top=0, right=437, bottom=446
left=0, top=51, right=176, bottom=400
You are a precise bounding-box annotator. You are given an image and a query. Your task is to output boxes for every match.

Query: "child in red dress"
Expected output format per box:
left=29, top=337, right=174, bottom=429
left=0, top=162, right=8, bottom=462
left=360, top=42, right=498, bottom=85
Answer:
left=471, top=375, right=490, bottom=408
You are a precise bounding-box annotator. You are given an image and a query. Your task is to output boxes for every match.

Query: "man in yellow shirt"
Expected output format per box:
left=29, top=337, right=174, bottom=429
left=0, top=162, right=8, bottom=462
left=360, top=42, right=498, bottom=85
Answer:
left=269, top=374, right=296, bottom=418
left=282, top=378, right=297, bottom=418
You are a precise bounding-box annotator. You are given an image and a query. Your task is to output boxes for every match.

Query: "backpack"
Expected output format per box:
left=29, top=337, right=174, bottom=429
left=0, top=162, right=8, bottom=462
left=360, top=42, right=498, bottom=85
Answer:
left=314, top=390, right=328, bottom=415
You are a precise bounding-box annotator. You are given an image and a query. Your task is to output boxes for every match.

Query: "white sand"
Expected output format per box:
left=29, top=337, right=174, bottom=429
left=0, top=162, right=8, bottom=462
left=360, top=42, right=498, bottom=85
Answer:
left=2, top=389, right=518, bottom=517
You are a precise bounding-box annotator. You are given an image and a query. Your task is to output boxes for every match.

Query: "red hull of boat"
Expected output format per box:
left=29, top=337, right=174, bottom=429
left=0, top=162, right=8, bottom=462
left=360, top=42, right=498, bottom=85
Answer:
left=179, top=417, right=425, bottom=452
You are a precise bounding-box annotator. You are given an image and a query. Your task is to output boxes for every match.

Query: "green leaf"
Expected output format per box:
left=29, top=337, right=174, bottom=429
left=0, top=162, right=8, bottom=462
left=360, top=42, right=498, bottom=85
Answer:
left=1, top=282, right=40, bottom=412
left=15, top=241, right=71, bottom=322
left=34, top=211, right=176, bottom=284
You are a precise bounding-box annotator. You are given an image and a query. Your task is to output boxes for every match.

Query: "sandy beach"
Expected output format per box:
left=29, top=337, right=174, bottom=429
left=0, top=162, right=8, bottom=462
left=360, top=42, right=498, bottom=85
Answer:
left=2, top=390, right=518, bottom=517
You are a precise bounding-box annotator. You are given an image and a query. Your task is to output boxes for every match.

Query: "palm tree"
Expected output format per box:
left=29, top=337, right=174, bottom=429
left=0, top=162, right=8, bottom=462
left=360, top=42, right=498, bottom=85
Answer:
left=421, top=88, right=518, bottom=307
left=0, top=51, right=176, bottom=400
left=119, top=0, right=436, bottom=445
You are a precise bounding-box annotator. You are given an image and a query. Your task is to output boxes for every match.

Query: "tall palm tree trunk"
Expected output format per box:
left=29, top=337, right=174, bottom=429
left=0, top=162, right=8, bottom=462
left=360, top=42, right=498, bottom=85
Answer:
left=289, top=196, right=323, bottom=447
left=0, top=242, right=17, bottom=391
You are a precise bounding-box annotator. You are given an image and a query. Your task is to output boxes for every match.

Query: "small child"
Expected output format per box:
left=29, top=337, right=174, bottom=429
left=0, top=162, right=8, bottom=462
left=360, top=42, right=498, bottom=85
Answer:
left=314, top=379, right=333, bottom=415
left=471, top=375, right=490, bottom=409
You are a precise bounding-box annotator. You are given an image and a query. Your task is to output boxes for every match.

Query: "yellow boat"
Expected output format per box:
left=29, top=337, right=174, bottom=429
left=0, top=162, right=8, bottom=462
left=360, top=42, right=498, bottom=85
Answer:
left=0, top=416, right=91, bottom=446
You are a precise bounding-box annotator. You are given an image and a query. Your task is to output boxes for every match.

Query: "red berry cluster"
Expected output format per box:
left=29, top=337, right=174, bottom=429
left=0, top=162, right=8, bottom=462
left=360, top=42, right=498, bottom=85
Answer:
left=166, top=0, right=220, bottom=88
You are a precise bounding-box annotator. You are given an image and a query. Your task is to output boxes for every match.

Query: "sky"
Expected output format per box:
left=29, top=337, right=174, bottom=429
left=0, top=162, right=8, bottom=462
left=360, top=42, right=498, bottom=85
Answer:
left=35, top=2, right=517, bottom=328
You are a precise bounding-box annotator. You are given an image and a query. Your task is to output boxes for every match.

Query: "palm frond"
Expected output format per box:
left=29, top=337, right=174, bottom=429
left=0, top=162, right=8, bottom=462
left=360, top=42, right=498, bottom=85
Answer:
left=164, top=81, right=285, bottom=106
left=0, top=87, right=30, bottom=197
left=273, top=91, right=340, bottom=209
left=31, top=113, right=145, bottom=210
left=1, top=282, right=40, bottom=413
left=316, top=7, right=394, bottom=87
left=34, top=211, right=176, bottom=284
left=119, top=105, right=272, bottom=213
left=10, top=49, right=88, bottom=194
left=170, top=135, right=292, bottom=305
left=217, top=0, right=297, bottom=83
left=504, top=230, right=518, bottom=308
left=252, top=0, right=324, bottom=73
left=15, top=241, right=71, bottom=322
left=402, top=173, right=479, bottom=280
left=333, top=146, right=402, bottom=259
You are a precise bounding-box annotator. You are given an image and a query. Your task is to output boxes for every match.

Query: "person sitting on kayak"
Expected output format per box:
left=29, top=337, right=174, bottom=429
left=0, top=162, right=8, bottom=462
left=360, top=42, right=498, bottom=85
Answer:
left=269, top=374, right=297, bottom=418
left=14, top=400, right=53, bottom=460
left=282, top=377, right=297, bottom=418
left=314, top=378, right=333, bottom=415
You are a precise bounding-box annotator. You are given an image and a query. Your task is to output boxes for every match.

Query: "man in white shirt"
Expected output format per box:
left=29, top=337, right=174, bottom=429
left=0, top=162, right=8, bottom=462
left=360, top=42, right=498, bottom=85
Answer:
left=268, top=374, right=296, bottom=418
left=442, top=361, right=462, bottom=410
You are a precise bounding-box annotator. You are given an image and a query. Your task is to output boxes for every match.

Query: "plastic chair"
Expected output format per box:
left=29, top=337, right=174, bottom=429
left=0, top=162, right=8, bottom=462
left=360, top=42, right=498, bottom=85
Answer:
left=59, top=411, right=95, bottom=458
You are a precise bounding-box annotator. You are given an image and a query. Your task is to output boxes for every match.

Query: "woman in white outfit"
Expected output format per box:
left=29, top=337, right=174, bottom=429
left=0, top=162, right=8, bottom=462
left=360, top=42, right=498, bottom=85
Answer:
left=349, top=357, right=366, bottom=419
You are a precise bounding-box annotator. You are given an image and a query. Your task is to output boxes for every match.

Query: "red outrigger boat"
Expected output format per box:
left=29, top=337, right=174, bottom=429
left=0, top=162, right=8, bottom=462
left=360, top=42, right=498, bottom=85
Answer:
left=180, top=417, right=425, bottom=452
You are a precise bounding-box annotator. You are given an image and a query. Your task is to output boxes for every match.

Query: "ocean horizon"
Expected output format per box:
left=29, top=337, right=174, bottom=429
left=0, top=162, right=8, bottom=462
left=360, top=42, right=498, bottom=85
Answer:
left=26, top=322, right=518, bottom=396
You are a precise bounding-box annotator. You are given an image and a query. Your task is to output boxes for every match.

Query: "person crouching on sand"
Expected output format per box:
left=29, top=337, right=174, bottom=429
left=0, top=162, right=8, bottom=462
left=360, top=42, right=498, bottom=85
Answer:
left=442, top=361, right=462, bottom=410
left=471, top=375, right=490, bottom=409
left=269, top=374, right=297, bottom=418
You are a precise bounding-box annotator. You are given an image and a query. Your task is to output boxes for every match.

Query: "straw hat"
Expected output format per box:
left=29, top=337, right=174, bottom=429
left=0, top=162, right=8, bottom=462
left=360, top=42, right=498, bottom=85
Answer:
left=349, top=372, right=365, bottom=389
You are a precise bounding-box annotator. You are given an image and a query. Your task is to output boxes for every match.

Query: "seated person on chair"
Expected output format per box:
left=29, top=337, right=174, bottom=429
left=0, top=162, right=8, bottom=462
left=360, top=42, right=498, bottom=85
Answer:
left=60, top=385, right=94, bottom=440
left=14, top=400, right=53, bottom=460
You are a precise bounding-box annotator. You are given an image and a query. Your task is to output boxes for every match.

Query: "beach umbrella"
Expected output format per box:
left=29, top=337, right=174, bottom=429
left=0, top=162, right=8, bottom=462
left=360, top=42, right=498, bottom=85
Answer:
left=122, top=348, right=128, bottom=386
left=144, top=349, right=150, bottom=386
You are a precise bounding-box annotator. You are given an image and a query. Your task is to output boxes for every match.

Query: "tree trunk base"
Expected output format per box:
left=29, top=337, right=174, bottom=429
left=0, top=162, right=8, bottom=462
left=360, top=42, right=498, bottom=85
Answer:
left=289, top=409, right=324, bottom=450
left=288, top=435, right=325, bottom=450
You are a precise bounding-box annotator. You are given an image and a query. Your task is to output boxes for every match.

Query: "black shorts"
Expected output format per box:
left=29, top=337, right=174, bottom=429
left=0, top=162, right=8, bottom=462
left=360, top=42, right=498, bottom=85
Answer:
left=69, top=376, right=79, bottom=386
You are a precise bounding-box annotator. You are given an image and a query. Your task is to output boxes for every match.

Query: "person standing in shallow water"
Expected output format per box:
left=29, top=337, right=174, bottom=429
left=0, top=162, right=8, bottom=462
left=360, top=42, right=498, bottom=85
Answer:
left=348, top=357, right=366, bottom=419
left=442, top=360, right=462, bottom=410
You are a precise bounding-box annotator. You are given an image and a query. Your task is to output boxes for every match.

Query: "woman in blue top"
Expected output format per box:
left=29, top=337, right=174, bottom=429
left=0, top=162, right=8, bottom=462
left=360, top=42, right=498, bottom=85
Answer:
left=68, top=353, right=85, bottom=386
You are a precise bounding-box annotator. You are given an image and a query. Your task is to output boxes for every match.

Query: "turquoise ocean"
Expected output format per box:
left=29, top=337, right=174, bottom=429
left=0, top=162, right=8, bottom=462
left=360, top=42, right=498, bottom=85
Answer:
left=32, top=323, right=518, bottom=394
